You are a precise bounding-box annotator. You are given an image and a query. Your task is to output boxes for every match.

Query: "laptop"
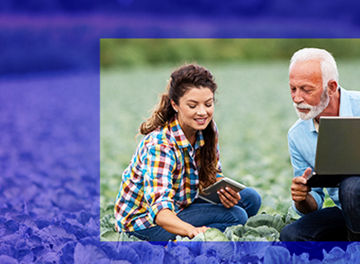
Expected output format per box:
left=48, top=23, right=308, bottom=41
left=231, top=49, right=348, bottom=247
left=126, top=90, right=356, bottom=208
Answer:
left=306, top=116, right=360, bottom=187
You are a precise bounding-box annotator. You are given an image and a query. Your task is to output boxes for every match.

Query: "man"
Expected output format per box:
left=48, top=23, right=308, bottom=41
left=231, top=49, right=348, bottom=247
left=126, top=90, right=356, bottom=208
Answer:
left=280, top=48, right=360, bottom=241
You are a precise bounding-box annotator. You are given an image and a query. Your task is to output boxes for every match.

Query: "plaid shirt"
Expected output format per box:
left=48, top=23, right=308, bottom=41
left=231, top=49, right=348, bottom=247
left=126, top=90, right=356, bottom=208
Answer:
left=114, top=116, right=223, bottom=232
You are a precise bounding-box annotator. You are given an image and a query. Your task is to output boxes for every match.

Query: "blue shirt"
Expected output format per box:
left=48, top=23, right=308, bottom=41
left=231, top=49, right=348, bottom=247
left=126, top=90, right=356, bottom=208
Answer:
left=288, top=87, right=360, bottom=215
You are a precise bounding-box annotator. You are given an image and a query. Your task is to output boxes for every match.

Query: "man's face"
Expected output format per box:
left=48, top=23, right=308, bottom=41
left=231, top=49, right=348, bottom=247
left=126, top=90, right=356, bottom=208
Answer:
left=289, top=60, right=330, bottom=120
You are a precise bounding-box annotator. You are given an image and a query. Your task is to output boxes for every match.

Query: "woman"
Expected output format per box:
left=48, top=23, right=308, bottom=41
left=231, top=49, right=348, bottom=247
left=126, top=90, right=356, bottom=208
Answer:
left=114, top=64, right=261, bottom=241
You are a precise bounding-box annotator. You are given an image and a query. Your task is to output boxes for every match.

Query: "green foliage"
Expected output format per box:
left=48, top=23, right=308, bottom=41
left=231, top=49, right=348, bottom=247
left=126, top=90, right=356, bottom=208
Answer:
left=176, top=228, right=229, bottom=242
left=203, top=228, right=230, bottom=241
left=246, top=213, right=286, bottom=232
left=324, top=195, right=336, bottom=208
left=174, top=211, right=298, bottom=242
left=99, top=211, right=296, bottom=242
left=101, top=39, right=360, bottom=68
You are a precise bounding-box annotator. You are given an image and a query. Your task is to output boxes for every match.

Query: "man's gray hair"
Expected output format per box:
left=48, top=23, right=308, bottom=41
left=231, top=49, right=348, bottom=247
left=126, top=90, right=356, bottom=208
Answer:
left=289, top=48, right=339, bottom=89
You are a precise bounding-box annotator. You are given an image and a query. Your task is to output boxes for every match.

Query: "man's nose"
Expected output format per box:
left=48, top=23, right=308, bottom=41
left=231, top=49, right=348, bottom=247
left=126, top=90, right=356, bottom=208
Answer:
left=292, top=89, right=303, bottom=104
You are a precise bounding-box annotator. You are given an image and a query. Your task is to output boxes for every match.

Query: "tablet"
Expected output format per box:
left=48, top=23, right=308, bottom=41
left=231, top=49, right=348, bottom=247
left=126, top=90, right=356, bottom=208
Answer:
left=198, top=177, right=246, bottom=204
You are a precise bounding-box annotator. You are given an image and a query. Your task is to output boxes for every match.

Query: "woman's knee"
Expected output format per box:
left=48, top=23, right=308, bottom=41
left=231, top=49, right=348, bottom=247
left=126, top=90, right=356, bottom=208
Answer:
left=229, top=206, right=248, bottom=225
left=239, top=187, right=262, bottom=217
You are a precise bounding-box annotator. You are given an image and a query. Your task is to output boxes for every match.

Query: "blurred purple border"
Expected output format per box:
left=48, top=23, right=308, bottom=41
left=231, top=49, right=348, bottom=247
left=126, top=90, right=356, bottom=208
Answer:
left=1, top=1, right=360, bottom=262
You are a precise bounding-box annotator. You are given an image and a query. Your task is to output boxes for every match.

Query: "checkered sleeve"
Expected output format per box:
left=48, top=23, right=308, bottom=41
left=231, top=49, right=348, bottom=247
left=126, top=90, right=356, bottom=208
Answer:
left=143, top=144, right=177, bottom=224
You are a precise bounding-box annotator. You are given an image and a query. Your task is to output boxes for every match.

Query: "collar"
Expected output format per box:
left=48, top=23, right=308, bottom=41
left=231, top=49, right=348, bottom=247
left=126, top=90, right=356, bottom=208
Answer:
left=169, top=115, right=205, bottom=150
left=308, top=87, right=353, bottom=133
left=308, top=118, right=317, bottom=133
left=338, top=87, right=353, bottom=117
left=313, top=118, right=319, bottom=133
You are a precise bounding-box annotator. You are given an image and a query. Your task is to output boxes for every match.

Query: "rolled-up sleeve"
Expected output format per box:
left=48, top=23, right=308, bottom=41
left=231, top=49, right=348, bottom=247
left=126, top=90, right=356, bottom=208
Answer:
left=143, top=144, right=177, bottom=223
left=288, top=136, right=324, bottom=215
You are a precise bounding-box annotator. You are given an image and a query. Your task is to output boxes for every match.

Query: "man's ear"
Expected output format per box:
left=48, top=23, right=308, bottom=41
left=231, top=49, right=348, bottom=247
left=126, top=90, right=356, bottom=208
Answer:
left=327, top=80, right=338, bottom=95
left=170, top=100, right=178, bottom=113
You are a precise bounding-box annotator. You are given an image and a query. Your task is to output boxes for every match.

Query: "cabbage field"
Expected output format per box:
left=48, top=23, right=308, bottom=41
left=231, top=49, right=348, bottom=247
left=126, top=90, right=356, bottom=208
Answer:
left=100, top=60, right=359, bottom=242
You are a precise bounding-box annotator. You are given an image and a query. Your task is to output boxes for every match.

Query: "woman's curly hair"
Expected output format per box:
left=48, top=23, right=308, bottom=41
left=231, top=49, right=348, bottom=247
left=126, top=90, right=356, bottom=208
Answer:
left=139, top=63, right=219, bottom=189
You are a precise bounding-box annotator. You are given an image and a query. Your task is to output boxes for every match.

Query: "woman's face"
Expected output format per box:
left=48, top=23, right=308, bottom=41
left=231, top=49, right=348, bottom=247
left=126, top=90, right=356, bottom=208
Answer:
left=171, top=86, right=214, bottom=141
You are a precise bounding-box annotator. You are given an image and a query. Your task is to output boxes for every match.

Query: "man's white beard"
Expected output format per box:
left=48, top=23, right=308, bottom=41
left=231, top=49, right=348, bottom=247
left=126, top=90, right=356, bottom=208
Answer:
left=293, top=88, right=330, bottom=120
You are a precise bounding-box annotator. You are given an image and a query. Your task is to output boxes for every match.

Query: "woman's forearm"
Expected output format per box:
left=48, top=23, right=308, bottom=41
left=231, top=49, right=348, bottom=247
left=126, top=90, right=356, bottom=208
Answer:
left=155, top=209, right=208, bottom=238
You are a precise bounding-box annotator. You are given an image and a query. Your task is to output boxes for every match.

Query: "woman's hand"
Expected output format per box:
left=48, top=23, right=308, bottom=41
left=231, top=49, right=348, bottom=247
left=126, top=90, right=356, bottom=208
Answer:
left=156, top=209, right=209, bottom=238
left=186, top=226, right=210, bottom=238
left=218, top=187, right=241, bottom=208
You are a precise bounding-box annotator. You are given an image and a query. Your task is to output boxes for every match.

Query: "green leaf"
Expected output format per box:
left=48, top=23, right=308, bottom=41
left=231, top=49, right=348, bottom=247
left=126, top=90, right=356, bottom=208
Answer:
left=100, top=230, right=120, bottom=241
left=246, top=213, right=285, bottom=232
left=203, top=228, right=229, bottom=241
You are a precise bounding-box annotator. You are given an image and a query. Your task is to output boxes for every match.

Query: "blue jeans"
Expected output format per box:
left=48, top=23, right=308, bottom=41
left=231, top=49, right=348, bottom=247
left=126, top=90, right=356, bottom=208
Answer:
left=280, top=177, right=360, bottom=241
left=127, top=187, right=261, bottom=241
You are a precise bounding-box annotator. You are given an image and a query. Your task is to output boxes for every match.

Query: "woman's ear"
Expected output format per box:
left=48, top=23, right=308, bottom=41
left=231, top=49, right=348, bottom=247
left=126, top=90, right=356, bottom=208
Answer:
left=170, top=100, right=178, bottom=113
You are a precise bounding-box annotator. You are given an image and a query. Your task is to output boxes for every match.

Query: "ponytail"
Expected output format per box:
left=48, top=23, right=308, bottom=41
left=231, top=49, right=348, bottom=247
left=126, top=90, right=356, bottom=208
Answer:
left=139, top=82, right=176, bottom=135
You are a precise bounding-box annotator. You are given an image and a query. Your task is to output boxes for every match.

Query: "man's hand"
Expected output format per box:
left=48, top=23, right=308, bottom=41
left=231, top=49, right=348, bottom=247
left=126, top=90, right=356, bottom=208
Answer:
left=291, top=168, right=312, bottom=202
left=218, top=187, right=241, bottom=208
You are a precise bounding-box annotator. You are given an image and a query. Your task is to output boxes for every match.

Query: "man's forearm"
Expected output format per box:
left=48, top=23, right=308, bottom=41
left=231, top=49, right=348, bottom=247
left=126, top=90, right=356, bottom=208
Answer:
left=294, top=193, right=318, bottom=214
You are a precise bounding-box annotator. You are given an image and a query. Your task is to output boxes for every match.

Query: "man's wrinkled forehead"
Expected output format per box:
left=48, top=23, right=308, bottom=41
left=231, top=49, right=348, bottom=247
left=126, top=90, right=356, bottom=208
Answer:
left=289, top=60, right=322, bottom=79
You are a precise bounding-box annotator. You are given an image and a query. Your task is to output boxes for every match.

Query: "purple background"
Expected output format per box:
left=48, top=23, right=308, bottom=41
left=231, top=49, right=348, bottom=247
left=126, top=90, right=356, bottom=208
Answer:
left=1, top=1, right=360, bottom=263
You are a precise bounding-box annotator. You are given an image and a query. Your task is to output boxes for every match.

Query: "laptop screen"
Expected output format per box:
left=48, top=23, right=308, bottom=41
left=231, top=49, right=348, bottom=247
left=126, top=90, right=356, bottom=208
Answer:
left=315, top=117, right=360, bottom=175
